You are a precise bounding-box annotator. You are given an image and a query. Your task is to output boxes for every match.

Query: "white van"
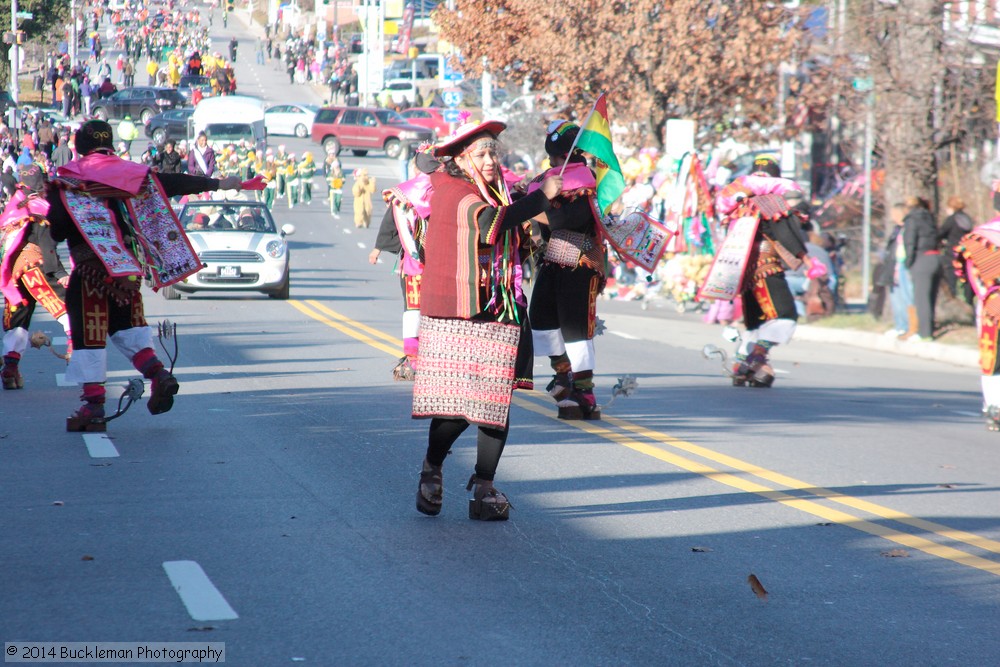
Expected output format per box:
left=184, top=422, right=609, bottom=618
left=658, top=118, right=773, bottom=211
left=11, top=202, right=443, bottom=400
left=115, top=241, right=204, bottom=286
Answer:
left=188, top=95, right=267, bottom=154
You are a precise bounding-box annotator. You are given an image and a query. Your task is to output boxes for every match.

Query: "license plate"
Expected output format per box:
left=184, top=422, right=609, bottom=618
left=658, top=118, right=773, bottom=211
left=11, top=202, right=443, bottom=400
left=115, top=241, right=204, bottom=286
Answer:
left=219, top=266, right=241, bottom=278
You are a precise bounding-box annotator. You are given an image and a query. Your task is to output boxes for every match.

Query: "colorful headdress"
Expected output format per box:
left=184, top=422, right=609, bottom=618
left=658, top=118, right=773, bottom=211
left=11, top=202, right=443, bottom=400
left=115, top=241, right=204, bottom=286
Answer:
left=544, top=120, right=579, bottom=157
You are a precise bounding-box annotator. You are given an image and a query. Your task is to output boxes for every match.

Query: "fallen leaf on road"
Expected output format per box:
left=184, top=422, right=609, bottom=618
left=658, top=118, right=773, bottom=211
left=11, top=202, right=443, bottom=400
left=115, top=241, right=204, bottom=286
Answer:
left=187, top=626, right=215, bottom=632
left=937, top=484, right=955, bottom=489
left=81, top=555, right=94, bottom=561
left=52, top=501, right=64, bottom=506
left=881, top=549, right=910, bottom=558
left=691, top=546, right=713, bottom=552
left=748, top=574, right=768, bottom=601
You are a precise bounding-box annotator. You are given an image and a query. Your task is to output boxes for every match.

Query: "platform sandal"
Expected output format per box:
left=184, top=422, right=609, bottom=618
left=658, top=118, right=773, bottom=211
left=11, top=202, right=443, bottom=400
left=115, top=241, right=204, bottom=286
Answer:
left=416, top=459, right=443, bottom=516
left=466, top=475, right=511, bottom=521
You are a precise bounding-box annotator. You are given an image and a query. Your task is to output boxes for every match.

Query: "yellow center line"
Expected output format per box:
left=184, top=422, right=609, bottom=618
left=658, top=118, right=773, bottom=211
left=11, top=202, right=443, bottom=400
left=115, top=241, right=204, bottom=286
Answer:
left=290, top=302, right=1000, bottom=576
left=600, top=414, right=1000, bottom=557
left=513, top=395, right=1000, bottom=576
left=288, top=300, right=402, bottom=357
left=304, top=300, right=403, bottom=347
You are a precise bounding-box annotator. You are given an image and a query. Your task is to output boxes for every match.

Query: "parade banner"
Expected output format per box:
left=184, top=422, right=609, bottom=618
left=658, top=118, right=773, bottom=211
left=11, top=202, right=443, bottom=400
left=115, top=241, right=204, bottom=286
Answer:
left=599, top=208, right=673, bottom=274
left=697, top=215, right=760, bottom=301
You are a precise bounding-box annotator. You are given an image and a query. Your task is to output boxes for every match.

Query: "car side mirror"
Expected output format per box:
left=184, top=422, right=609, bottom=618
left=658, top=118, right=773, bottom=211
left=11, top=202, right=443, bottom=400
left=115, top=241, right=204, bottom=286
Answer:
left=281, top=223, right=295, bottom=236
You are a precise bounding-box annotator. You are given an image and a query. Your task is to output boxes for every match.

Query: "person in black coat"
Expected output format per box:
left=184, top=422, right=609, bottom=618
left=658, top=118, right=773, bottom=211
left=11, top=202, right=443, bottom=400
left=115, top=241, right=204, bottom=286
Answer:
left=902, top=196, right=942, bottom=340
left=937, top=194, right=975, bottom=303
left=154, top=140, right=184, bottom=174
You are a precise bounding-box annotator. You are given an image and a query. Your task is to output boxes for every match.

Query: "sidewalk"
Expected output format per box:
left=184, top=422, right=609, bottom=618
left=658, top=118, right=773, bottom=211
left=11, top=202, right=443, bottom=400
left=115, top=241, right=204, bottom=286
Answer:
left=793, top=322, right=978, bottom=368
left=599, top=298, right=979, bottom=370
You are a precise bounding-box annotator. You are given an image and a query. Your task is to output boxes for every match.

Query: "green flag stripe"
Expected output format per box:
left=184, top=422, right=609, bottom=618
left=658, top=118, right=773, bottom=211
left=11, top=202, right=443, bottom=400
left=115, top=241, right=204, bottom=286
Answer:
left=576, top=131, right=622, bottom=171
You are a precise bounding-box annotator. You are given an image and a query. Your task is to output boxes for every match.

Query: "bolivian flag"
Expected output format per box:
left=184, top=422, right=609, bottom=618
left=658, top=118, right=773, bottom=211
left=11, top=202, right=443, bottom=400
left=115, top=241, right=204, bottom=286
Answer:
left=574, top=93, right=626, bottom=216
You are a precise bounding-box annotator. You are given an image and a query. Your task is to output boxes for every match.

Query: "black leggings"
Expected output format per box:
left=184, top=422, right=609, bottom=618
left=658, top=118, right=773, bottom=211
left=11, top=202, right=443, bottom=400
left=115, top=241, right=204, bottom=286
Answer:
left=425, top=417, right=508, bottom=481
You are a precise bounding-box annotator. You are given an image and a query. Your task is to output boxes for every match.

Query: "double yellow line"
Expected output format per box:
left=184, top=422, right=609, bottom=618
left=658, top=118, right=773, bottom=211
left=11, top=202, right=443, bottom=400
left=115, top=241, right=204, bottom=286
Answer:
left=291, top=299, right=1000, bottom=577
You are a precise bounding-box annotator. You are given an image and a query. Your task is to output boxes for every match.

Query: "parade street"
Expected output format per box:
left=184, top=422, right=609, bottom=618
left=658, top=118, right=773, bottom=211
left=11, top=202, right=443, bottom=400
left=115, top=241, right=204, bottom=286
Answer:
left=2, top=8, right=1000, bottom=667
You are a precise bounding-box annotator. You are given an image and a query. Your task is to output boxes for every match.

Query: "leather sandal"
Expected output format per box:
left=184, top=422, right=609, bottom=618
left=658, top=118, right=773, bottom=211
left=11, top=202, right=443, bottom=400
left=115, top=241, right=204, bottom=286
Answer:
left=416, top=459, right=443, bottom=516
left=466, top=475, right=510, bottom=521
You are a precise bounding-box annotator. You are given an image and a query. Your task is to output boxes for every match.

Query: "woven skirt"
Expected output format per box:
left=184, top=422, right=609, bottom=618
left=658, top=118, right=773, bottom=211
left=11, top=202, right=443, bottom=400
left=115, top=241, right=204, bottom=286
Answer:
left=412, top=316, right=530, bottom=428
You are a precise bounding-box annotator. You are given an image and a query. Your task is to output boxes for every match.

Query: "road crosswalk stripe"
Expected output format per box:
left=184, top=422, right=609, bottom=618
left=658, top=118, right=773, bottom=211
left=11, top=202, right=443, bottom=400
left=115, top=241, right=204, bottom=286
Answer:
left=82, top=434, right=119, bottom=458
left=162, top=561, right=239, bottom=621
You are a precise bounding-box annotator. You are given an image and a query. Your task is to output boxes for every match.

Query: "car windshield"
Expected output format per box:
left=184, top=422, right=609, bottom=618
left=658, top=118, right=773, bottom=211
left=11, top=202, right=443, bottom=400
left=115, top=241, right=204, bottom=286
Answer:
left=375, top=110, right=406, bottom=124
left=179, top=204, right=276, bottom=233
left=205, top=123, right=255, bottom=142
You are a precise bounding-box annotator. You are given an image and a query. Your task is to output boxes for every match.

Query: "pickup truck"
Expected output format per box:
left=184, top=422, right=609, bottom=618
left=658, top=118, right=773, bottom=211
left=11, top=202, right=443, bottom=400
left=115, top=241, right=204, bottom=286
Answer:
left=310, top=106, right=434, bottom=159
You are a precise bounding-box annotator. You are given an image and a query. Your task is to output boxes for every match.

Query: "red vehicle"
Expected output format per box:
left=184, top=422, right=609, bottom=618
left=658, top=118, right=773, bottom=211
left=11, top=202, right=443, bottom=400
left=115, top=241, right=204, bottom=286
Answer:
left=399, top=107, right=451, bottom=141
left=311, top=106, right=434, bottom=158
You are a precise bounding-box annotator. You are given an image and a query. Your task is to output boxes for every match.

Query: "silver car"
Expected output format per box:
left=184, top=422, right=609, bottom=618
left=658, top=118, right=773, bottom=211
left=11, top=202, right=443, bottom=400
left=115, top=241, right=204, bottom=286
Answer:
left=163, top=200, right=294, bottom=300
left=263, top=103, right=319, bottom=138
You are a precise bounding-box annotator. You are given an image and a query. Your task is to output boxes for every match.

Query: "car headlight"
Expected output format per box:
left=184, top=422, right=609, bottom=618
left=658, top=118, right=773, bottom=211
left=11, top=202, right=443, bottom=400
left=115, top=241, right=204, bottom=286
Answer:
left=266, top=240, right=286, bottom=258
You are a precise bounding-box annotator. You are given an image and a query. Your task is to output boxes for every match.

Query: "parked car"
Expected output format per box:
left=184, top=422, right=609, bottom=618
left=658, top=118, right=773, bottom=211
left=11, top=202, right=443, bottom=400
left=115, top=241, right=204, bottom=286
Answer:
left=144, top=107, right=194, bottom=144
left=165, top=200, right=294, bottom=300
left=311, top=106, right=434, bottom=158
left=177, top=75, right=213, bottom=102
left=264, top=103, right=318, bottom=138
left=399, top=107, right=451, bottom=141
left=91, top=86, right=187, bottom=123
left=20, top=105, right=82, bottom=133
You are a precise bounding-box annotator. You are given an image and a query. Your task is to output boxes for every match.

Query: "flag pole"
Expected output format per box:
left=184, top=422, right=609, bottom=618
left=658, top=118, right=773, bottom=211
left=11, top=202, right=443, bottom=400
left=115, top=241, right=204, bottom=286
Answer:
left=557, top=95, right=600, bottom=178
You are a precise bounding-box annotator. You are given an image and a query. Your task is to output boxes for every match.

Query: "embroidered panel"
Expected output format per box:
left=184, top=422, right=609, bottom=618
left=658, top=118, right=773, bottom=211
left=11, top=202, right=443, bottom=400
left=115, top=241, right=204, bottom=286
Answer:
left=62, top=190, right=142, bottom=277
left=127, top=176, right=201, bottom=288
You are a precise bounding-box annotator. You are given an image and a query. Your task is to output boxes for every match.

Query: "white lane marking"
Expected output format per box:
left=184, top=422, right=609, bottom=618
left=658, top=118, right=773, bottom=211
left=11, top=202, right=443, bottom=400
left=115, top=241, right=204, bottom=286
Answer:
left=954, top=410, right=982, bottom=417
left=609, top=331, right=640, bottom=340
left=83, top=434, right=119, bottom=458
left=162, top=560, right=239, bottom=621
left=55, top=373, right=76, bottom=387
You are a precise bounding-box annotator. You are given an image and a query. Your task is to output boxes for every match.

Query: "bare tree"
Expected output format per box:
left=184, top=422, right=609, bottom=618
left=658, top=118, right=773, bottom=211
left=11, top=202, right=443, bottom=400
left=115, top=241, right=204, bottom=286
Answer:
left=854, top=0, right=943, bottom=210
left=435, top=0, right=813, bottom=148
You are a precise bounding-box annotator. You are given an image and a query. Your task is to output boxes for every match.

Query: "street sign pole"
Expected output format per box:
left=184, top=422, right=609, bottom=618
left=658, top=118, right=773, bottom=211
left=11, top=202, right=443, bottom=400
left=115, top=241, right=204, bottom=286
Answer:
left=10, top=0, right=18, bottom=106
left=70, top=0, right=77, bottom=66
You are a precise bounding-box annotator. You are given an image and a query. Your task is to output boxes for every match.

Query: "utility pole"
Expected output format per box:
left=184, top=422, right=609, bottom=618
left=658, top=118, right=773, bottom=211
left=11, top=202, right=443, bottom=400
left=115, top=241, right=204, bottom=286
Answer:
left=10, top=0, right=19, bottom=106
left=861, top=91, right=874, bottom=300
left=333, top=0, right=339, bottom=43
left=71, top=0, right=78, bottom=67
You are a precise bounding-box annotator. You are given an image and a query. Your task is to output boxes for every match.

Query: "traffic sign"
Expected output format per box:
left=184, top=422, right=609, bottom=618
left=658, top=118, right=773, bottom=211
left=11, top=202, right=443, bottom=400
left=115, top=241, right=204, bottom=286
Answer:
left=441, top=88, right=462, bottom=108
left=443, top=57, right=462, bottom=83
left=15, top=11, right=33, bottom=20
left=442, top=108, right=462, bottom=123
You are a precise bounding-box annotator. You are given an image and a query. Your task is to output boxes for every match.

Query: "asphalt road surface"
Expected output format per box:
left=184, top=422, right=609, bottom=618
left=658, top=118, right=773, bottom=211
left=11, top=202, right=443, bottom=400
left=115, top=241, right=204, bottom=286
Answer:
left=2, top=9, right=999, bottom=667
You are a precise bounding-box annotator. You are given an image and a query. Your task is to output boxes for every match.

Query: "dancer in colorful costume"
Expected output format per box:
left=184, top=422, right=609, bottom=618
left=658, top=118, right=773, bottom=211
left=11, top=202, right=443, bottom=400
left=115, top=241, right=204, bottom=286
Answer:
left=708, top=156, right=826, bottom=387
left=954, top=184, right=1000, bottom=430
left=370, top=146, right=439, bottom=380
left=46, top=120, right=246, bottom=431
left=1, top=165, right=71, bottom=389
left=412, top=119, right=562, bottom=520
left=528, top=121, right=606, bottom=419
